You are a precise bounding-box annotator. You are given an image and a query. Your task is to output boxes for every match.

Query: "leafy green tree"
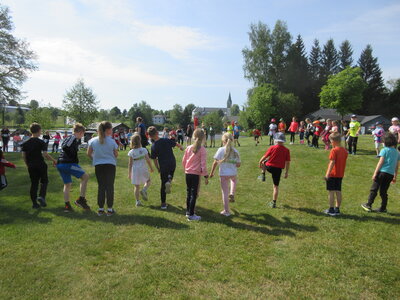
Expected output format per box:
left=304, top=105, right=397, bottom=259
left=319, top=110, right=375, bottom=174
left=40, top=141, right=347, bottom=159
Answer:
left=230, top=104, right=240, bottom=116
left=26, top=108, right=52, bottom=129
left=29, top=100, right=39, bottom=109
left=357, top=45, right=386, bottom=114
left=8, top=99, right=18, bottom=106
left=182, top=103, right=196, bottom=127
left=14, top=105, right=25, bottom=125
left=170, top=104, right=183, bottom=125
left=127, top=101, right=153, bottom=127
left=320, top=67, right=366, bottom=117
left=98, top=109, right=110, bottom=121
left=63, top=79, right=99, bottom=127
left=247, top=84, right=276, bottom=130
left=384, top=79, right=400, bottom=116
left=110, top=106, right=122, bottom=121
left=339, top=40, right=353, bottom=71
left=321, top=39, right=339, bottom=80
left=242, top=21, right=272, bottom=86
left=308, top=39, right=323, bottom=113
left=276, top=92, right=301, bottom=122
left=0, top=5, right=37, bottom=101
left=202, top=111, right=223, bottom=133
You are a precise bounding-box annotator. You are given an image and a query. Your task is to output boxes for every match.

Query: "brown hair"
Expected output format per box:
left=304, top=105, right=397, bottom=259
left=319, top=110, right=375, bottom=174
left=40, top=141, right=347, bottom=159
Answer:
left=329, top=132, right=341, bottom=143
left=73, top=123, right=85, bottom=133
left=384, top=133, right=397, bottom=147
left=130, top=133, right=142, bottom=149
left=192, top=128, right=204, bottom=154
left=147, top=126, right=158, bottom=137
left=136, top=117, right=142, bottom=123
left=30, top=123, right=41, bottom=134
left=98, top=121, right=112, bottom=144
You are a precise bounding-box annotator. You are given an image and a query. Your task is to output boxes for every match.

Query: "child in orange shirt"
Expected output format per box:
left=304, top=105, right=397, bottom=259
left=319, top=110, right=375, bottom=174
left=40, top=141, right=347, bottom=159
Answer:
left=324, top=133, right=348, bottom=216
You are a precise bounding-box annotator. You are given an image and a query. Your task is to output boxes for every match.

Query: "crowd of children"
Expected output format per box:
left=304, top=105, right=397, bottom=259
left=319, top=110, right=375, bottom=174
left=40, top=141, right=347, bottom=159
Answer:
left=1, top=114, right=399, bottom=221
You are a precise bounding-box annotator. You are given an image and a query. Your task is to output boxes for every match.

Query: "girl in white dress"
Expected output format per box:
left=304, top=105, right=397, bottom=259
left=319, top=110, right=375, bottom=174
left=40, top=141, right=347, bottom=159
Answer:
left=128, top=133, right=153, bottom=206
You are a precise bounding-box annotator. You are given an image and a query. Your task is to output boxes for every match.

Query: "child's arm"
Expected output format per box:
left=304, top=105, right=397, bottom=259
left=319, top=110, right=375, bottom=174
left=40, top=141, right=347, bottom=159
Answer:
left=372, top=157, right=385, bottom=181
left=175, top=142, right=184, bottom=151
left=43, top=151, right=57, bottom=167
left=87, top=146, right=93, bottom=160
left=114, top=148, right=119, bottom=158
left=145, top=154, right=154, bottom=172
left=325, top=160, right=335, bottom=180
left=259, top=154, right=268, bottom=168
left=153, top=158, right=160, bottom=173
left=210, top=160, right=218, bottom=178
left=284, top=161, right=290, bottom=178
left=1, top=160, right=16, bottom=169
left=128, top=157, right=133, bottom=180
left=392, top=161, right=399, bottom=183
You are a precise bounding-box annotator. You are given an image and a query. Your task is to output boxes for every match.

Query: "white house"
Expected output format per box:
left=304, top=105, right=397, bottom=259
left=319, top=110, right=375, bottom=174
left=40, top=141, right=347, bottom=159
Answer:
left=152, top=115, right=166, bottom=125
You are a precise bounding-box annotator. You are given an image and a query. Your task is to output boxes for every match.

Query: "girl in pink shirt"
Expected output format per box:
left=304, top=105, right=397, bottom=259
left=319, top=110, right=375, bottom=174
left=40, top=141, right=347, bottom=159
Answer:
left=182, top=128, right=208, bottom=221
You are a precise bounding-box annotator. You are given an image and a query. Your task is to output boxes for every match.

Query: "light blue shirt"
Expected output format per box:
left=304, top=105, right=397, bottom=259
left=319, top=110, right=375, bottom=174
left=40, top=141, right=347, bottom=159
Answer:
left=89, top=136, right=118, bottom=166
left=379, top=147, right=400, bottom=175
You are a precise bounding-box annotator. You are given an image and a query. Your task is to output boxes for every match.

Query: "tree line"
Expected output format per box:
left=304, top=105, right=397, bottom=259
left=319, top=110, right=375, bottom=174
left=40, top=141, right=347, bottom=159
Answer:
left=241, top=20, right=400, bottom=130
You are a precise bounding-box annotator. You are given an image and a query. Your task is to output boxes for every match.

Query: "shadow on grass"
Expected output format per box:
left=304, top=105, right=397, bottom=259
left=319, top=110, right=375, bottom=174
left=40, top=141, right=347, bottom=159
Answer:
left=0, top=204, right=53, bottom=225
left=45, top=207, right=189, bottom=230
left=148, top=204, right=318, bottom=237
left=283, top=205, right=400, bottom=225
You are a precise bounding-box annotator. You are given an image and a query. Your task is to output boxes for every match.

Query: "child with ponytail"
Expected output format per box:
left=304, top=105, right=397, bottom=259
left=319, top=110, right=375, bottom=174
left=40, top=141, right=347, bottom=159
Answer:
left=182, top=128, right=208, bottom=221
left=128, top=133, right=153, bottom=207
left=88, top=121, right=119, bottom=216
left=210, top=133, right=241, bottom=216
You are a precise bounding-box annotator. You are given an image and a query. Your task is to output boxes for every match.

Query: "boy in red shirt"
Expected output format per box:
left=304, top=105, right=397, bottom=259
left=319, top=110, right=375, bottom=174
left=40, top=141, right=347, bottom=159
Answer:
left=324, top=133, right=348, bottom=216
left=253, top=128, right=261, bottom=146
left=258, top=132, right=290, bottom=208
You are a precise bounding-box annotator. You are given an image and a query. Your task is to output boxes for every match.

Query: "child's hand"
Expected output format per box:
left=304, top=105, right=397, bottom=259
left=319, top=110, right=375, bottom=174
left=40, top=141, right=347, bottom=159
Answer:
left=372, top=174, right=377, bottom=181
left=205, top=178, right=209, bottom=185
left=392, top=177, right=396, bottom=184
left=52, top=161, right=57, bottom=167
left=324, top=176, right=329, bottom=181
left=284, top=172, right=289, bottom=179
left=209, top=173, right=214, bottom=178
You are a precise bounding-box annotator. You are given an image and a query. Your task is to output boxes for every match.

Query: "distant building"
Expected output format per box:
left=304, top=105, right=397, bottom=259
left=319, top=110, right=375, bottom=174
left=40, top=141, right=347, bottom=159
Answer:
left=152, top=115, right=166, bottom=125
left=4, top=105, right=31, bottom=113
left=192, top=93, right=234, bottom=121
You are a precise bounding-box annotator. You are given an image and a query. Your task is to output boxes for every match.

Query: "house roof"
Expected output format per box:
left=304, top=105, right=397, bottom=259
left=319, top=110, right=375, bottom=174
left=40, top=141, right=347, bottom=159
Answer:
left=359, top=115, right=390, bottom=125
left=88, top=122, right=130, bottom=130
left=192, top=107, right=228, bottom=113
left=153, top=115, right=165, bottom=118
left=305, top=108, right=354, bottom=120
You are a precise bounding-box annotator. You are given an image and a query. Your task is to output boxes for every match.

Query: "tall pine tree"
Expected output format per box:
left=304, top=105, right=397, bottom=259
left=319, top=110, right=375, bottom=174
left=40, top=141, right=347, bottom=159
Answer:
left=307, top=39, right=323, bottom=113
left=339, top=40, right=353, bottom=70
left=321, top=39, right=339, bottom=80
left=357, top=44, right=386, bottom=114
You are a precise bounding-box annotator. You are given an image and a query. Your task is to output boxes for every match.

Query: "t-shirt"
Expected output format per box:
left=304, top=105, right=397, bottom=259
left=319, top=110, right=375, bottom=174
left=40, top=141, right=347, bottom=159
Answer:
left=314, top=125, right=322, bottom=136
left=13, top=135, right=21, bottom=143
left=379, top=147, right=400, bottom=175
left=253, top=129, right=261, bottom=136
left=21, top=137, right=47, bottom=166
left=214, top=146, right=241, bottom=176
left=372, top=127, right=384, bottom=142
left=389, top=125, right=400, bottom=136
left=150, top=138, right=176, bottom=169
left=54, top=134, right=61, bottom=143
left=227, top=125, right=233, bottom=135
left=1, top=129, right=10, bottom=139
left=278, top=123, right=286, bottom=132
left=269, top=123, right=277, bottom=135
left=58, top=135, right=80, bottom=164
left=42, top=135, right=51, bottom=144
left=89, top=136, right=118, bottom=166
left=264, top=145, right=290, bottom=169
left=328, top=147, right=348, bottom=178
left=177, top=129, right=184, bottom=137
left=288, top=122, right=299, bottom=133
left=233, top=125, right=240, bottom=136
left=349, top=121, right=361, bottom=137
left=209, top=127, right=215, bottom=136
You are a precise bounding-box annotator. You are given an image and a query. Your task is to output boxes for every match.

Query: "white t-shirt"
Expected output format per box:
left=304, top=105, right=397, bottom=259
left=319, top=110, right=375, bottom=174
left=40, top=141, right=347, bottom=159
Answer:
left=269, top=124, right=277, bottom=136
left=213, top=146, right=241, bottom=176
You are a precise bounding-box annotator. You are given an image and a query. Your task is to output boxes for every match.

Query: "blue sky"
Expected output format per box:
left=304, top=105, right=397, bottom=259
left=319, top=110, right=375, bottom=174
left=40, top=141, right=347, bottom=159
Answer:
left=4, top=0, right=400, bottom=111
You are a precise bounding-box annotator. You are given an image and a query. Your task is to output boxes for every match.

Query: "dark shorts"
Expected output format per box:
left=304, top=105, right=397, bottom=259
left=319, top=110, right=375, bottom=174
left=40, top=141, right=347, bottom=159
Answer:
left=326, top=177, right=343, bottom=191
left=266, top=165, right=282, bottom=186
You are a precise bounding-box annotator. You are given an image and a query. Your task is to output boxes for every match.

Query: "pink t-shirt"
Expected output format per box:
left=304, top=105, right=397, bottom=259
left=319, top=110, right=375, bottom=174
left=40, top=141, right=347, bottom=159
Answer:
left=182, top=145, right=208, bottom=176
left=389, top=125, right=400, bottom=135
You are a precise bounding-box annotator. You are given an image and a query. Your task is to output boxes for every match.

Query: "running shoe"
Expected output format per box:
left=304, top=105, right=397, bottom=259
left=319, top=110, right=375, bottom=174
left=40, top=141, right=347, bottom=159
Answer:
left=32, top=202, right=40, bottom=209
left=136, top=200, right=142, bottom=207
left=140, top=189, right=148, bottom=201
left=373, top=208, right=387, bottom=213
left=361, top=203, right=372, bottom=212
left=161, top=203, right=168, bottom=210
left=229, top=194, right=235, bottom=203
left=269, top=201, right=276, bottom=208
left=37, top=197, right=47, bottom=207
left=187, top=214, right=201, bottom=221
left=64, top=202, right=74, bottom=213
left=75, top=198, right=91, bottom=211
left=324, top=208, right=336, bottom=216
left=97, top=209, right=105, bottom=216
left=106, top=209, right=116, bottom=216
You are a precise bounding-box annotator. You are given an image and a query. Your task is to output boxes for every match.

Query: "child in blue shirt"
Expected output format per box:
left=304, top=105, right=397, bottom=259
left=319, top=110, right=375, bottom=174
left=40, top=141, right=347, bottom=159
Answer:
left=372, top=121, right=385, bottom=157
left=362, top=133, right=399, bottom=213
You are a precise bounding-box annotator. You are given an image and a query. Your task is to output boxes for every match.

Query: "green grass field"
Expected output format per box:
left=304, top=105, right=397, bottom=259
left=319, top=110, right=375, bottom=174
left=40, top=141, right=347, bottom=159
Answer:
left=1, top=136, right=399, bottom=299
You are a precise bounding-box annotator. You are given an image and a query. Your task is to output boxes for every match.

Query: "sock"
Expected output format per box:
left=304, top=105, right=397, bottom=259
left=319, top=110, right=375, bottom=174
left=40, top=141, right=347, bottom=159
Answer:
left=107, top=208, right=113, bottom=212
left=98, top=208, right=104, bottom=211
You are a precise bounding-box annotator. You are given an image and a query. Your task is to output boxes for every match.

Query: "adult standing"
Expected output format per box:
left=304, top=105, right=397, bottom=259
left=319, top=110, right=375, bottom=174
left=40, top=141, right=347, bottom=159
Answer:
left=233, top=121, right=241, bottom=147
left=87, top=121, right=118, bottom=216
left=186, top=124, right=193, bottom=146
left=388, top=117, right=400, bottom=144
left=136, top=117, right=148, bottom=148
left=346, top=115, right=361, bottom=155
left=176, top=126, right=184, bottom=144
left=1, top=126, right=10, bottom=152
left=209, top=122, right=216, bottom=148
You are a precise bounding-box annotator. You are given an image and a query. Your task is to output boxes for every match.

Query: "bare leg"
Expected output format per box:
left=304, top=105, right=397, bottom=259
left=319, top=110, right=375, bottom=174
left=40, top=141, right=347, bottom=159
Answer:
left=134, top=185, right=140, bottom=200
left=335, top=191, right=342, bottom=208
left=80, top=173, right=89, bottom=198
left=63, top=183, right=72, bottom=203
left=273, top=185, right=279, bottom=201
left=329, top=191, right=335, bottom=207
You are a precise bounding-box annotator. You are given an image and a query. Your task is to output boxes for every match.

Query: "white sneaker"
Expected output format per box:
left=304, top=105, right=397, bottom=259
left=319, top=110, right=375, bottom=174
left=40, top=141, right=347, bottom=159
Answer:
left=220, top=211, right=231, bottom=217
left=165, top=181, right=171, bottom=194
left=140, top=189, right=148, bottom=201
left=136, top=200, right=142, bottom=207
left=187, top=214, right=201, bottom=221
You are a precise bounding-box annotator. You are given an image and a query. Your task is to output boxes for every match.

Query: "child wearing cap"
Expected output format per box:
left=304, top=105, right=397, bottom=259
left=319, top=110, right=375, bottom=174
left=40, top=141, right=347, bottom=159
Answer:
left=312, top=120, right=322, bottom=148
left=388, top=117, right=400, bottom=144
left=323, top=133, right=348, bottom=216
left=258, top=132, right=290, bottom=208
left=268, top=119, right=277, bottom=145
left=372, top=122, right=385, bottom=156
left=346, top=115, right=361, bottom=155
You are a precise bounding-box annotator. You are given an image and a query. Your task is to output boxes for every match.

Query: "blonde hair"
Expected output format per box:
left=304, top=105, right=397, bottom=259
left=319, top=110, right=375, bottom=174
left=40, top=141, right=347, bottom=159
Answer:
left=98, top=121, right=112, bottom=144
left=329, top=132, right=341, bottom=143
left=130, top=133, right=141, bottom=149
left=147, top=126, right=157, bottom=138
left=192, top=128, right=204, bottom=154
left=220, top=133, right=238, bottom=163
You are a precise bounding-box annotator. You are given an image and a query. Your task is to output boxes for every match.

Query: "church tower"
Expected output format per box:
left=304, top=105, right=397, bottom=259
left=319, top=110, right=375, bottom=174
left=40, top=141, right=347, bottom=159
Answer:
left=227, top=92, right=232, bottom=109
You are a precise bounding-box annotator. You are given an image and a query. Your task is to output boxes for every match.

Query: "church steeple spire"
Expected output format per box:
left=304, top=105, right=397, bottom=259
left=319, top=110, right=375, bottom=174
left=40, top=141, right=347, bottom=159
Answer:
left=227, top=92, right=232, bottom=108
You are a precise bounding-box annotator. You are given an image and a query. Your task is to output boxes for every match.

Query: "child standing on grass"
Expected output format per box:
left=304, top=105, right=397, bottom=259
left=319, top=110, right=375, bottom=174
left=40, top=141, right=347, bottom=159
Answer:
left=253, top=128, right=261, bottom=146
left=298, top=121, right=305, bottom=144
left=182, top=128, right=209, bottom=221
left=288, top=117, right=299, bottom=145
left=278, top=118, right=286, bottom=133
left=305, top=118, right=314, bottom=146
left=321, top=119, right=332, bottom=150
left=148, top=126, right=183, bottom=209
left=210, top=133, right=241, bottom=216
left=258, top=132, right=290, bottom=208
left=12, top=132, right=21, bottom=152
left=57, top=123, right=90, bottom=212
left=312, top=120, right=322, bottom=148
left=323, top=133, right=348, bottom=216
left=0, top=149, right=16, bottom=191
left=52, top=132, right=61, bottom=153
left=361, top=133, right=399, bottom=213
left=21, top=123, right=57, bottom=209
left=128, top=133, right=153, bottom=207
left=268, top=119, right=277, bottom=145
left=87, top=121, right=119, bottom=216
left=372, top=122, right=385, bottom=157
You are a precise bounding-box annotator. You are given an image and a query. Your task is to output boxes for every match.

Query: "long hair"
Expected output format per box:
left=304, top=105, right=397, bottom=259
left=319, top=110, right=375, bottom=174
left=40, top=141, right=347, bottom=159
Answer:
left=98, top=121, right=112, bottom=144
left=192, top=128, right=204, bottom=154
left=130, top=133, right=142, bottom=149
left=220, top=133, right=238, bottom=163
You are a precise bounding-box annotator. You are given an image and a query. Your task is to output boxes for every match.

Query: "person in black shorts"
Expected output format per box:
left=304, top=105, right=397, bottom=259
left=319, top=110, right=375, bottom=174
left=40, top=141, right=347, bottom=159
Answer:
left=21, top=123, right=57, bottom=209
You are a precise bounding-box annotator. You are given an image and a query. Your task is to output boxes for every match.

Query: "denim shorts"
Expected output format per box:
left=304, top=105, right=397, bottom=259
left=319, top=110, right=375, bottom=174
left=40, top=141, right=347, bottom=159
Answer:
left=57, top=163, right=85, bottom=184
